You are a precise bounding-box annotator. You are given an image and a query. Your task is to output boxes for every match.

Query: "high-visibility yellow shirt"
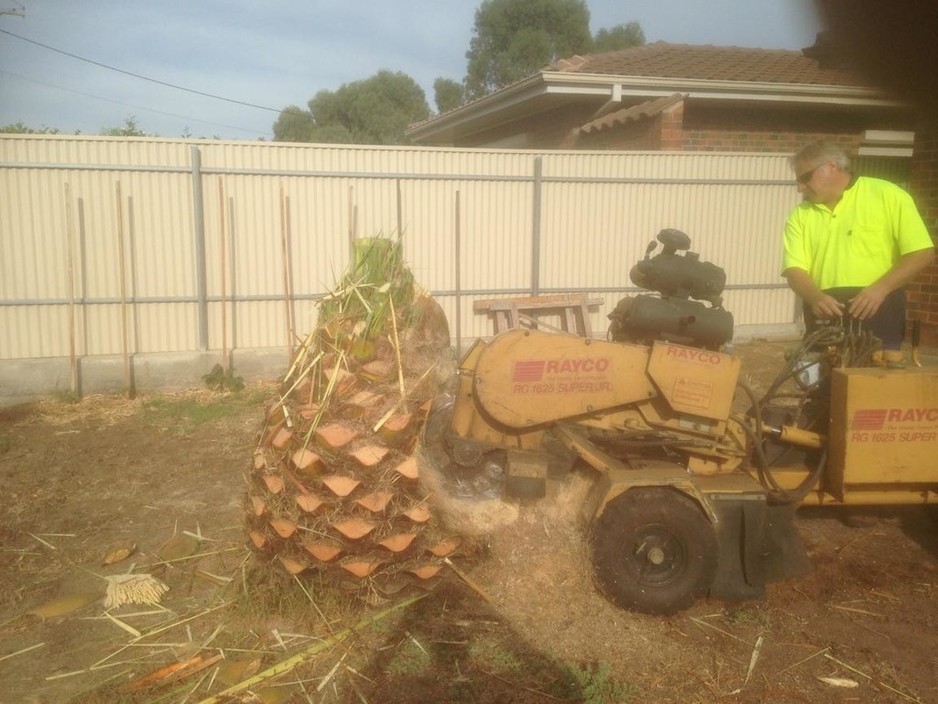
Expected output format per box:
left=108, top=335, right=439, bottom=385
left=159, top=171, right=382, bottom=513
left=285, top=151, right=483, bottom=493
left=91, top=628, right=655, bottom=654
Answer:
left=781, top=176, right=933, bottom=289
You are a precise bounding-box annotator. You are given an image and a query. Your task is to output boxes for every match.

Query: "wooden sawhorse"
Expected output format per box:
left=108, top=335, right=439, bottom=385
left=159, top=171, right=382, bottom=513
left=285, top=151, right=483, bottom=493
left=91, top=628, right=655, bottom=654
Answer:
left=473, top=293, right=603, bottom=337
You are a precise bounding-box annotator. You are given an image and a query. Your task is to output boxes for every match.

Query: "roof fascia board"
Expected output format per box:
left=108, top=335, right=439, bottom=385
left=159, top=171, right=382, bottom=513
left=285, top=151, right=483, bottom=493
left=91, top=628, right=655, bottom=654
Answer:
left=541, top=71, right=903, bottom=106
left=407, top=75, right=548, bottom=140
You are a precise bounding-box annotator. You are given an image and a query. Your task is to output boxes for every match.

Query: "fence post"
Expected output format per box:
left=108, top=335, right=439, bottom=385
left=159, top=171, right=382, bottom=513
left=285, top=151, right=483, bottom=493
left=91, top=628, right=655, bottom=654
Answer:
left=531, top=155, right=543, bottom=296
left=190, top=145, right=209, bottom=352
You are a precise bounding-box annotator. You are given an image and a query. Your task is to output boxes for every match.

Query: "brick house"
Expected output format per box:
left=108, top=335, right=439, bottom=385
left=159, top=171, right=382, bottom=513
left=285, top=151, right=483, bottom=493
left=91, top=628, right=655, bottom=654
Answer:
left=406, top=41, right=938, bottom=344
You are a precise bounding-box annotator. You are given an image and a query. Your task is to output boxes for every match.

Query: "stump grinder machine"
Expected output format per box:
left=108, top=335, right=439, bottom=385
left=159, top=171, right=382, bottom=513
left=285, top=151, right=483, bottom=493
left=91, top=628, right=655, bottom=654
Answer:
left=422, top=228, right=938, bottom=615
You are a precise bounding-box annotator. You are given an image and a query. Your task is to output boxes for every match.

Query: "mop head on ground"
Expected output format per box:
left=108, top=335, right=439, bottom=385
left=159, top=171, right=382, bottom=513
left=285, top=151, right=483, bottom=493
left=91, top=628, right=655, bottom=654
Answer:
left=104, top=574, right=169, bottom=609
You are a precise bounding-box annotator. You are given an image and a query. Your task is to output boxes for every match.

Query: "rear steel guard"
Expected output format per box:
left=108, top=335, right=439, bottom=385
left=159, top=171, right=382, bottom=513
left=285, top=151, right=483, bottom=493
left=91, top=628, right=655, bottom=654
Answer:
left=707, top=494, right=813, bottom=601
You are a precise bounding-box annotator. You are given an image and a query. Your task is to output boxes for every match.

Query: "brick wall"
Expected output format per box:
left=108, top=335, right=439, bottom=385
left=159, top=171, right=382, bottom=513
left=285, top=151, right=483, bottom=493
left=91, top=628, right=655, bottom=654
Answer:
left=908, top=124, right=938, bottom=346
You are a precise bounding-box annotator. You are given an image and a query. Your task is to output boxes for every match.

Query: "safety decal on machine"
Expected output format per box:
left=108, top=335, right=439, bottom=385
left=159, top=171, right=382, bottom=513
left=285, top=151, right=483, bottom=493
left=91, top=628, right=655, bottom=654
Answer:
left=671, top=377, right=713, bottom=410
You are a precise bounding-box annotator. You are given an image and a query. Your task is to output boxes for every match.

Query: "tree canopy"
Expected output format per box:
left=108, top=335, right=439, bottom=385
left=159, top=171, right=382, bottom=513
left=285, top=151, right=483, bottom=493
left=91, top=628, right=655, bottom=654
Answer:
left=433, top=78, right=465, bottom=114
left=273, top=70, right=430, bottom=144
left=465, top=0, right=592, bottom=99
left=592, top=21, right=646, bottom=53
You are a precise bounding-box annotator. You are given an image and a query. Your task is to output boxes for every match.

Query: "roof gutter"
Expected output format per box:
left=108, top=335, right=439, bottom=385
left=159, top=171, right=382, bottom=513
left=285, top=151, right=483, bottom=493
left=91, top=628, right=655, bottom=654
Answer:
left=406, top=71, right=904, bottom=141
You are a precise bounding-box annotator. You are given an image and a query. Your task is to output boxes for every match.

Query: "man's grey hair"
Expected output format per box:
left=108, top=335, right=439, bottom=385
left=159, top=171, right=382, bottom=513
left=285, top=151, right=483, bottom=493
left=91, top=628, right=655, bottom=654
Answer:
left=790, top=140, right=853, bottom=172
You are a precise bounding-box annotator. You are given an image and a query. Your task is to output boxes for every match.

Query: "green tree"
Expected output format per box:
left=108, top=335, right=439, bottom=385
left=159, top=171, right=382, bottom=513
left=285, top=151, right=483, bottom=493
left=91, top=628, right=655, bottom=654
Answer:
left=272, top=105, right=318, bottom=143
left=0, top=121, right=61, bottom=134
left=273, top=70, right=430, bottom=145
left=592, top=21, right=645, bottom=52
left=465, top=0, right=592, bottom=99
left=433, top=77, right=465, bottom=113
left=100, top=116, right=147, bottom=137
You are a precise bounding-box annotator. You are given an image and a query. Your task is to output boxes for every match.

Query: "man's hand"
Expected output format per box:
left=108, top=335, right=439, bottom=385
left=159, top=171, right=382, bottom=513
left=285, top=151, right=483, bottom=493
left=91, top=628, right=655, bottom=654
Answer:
left=807, top=292, right=845, bottom=319
left=847, top=283, right=888, bottom=320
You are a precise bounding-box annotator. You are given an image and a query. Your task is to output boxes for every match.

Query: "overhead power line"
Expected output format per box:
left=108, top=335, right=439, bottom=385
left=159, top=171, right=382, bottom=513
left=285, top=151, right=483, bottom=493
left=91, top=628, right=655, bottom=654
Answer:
left=0, top=27, right=283, bottom=114
left=1, top=69, right=266, bottom=135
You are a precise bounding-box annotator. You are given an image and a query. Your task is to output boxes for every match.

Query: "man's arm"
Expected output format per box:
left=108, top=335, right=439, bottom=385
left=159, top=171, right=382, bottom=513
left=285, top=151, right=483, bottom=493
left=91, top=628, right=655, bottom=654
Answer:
left=847, top=247, right=936, bottom=319
left=783, top=267, right=845, bottom=319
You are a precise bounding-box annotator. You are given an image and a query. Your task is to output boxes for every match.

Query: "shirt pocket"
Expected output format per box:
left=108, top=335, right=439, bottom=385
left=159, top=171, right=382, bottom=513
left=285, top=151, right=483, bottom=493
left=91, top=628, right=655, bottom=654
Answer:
left=849, top=224, right=896, bottom=260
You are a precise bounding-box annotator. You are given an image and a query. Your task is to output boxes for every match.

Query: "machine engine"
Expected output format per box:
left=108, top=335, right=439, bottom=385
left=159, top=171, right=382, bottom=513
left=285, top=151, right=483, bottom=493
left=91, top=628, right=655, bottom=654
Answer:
left=608, top=228, right=733, bottom=350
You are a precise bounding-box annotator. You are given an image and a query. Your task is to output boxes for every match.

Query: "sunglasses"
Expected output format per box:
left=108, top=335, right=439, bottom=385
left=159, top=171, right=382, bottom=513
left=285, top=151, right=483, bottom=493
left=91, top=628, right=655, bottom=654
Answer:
left=796, top=162, right=827, bottom=185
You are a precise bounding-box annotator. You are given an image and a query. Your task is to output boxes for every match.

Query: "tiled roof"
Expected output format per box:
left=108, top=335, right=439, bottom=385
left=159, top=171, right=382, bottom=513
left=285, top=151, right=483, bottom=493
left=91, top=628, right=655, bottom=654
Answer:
left=546, top=41, right=871, bottom=87
left=580, top=94, right=685, bottom=134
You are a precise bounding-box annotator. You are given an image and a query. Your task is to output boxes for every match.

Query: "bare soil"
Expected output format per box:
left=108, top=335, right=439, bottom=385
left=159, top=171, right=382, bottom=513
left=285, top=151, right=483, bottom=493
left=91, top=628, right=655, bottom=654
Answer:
left=0, top=340, right=936, bottom=704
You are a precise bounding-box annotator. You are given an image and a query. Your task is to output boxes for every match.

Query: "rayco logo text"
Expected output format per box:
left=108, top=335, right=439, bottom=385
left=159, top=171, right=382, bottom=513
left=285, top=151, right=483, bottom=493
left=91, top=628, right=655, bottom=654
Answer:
left=665, top=346, right=722, bottom=365
left=511, top=357, right=612, bottom=395
left=512, top=358, right=610, bottom=382
left=850, top=406, right=938, bottom=443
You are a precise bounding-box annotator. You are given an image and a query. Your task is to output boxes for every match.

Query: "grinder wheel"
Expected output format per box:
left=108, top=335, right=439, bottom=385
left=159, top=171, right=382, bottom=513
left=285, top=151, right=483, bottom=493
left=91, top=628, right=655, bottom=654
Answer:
left=591, top=487, right=718, bottom=615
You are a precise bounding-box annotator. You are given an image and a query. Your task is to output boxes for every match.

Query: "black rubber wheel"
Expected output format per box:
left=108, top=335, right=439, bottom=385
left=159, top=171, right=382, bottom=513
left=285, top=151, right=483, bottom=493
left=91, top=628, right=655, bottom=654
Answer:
left=590, top=487, right=718, bottom=615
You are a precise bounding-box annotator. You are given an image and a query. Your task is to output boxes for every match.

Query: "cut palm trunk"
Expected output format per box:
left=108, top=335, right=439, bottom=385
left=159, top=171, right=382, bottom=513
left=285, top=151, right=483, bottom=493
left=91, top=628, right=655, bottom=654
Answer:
left=245, top=237, right=457, bottom=598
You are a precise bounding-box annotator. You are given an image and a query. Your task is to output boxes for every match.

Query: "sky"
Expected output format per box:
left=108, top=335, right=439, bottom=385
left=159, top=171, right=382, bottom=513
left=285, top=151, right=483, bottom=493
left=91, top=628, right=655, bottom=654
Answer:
left=0, top=0, right=823, bottom=141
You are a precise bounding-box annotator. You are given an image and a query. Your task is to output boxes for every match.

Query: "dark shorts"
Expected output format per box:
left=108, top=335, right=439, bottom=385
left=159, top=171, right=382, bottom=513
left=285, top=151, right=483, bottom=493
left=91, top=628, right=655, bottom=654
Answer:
left=802, top=287, right=907, bottom=348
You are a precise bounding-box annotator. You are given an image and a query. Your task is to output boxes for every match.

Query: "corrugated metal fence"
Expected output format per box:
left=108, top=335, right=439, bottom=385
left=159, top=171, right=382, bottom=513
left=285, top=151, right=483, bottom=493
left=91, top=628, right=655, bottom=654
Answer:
left=0, top=134, right=801, bottom=402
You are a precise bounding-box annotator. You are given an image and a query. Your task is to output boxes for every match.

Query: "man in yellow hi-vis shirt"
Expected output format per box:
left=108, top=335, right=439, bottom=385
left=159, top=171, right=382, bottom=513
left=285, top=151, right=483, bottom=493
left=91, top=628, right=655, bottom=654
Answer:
left=782, top=140, right=935, bottom=363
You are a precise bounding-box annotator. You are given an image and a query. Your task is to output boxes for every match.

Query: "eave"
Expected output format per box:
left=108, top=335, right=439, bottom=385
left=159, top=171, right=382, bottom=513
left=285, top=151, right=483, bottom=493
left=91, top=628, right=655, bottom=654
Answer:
left=406, top=71, right=906, bottom=145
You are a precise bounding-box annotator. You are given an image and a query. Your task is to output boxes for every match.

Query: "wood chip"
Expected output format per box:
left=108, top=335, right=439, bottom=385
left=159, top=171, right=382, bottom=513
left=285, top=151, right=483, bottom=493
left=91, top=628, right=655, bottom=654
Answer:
left=379, top=412, right=413, bottom=439
left=359, top=359, right=393, bottom=382
left=250, top=496, right=267, bottom=516
left=355, top=491, right=393, bottom=513
left=409, top=564, right=442, bottom=580
left=305, top=542, right=343, bottom=562
left=316, top=422, right=359, bottom=449
left=321, top=475, right=361, bottom=497
left=297, top=403, right=320, bottom=420
left=102, top=542, right=137, bottom=566
left=271, top=427, right=294, bottom=450
left=27, top=592, right=101, bottom=620
left=818, top=677, right=859, bottom=688
left=269, top=518, right=297, bottom=538
left=394, top=457, right=419, bottom=480
left=291, top=447, right=321, bottom=471
left=249, top=531, right=268, bottom=549
left=262, top=474, right=285, bottom=494
left=279, top=556, right=307, bottom=575
left=428, top=537, right=460, bottom=557
left=378, top=533, right=417, bottom=553
left=342, top=561, right=381, bottom=578
left=252, top=450, right=266, bottom=470
left=332, top=518, right=376, bottom=540
left=349, top=444, right=389, bottom=467
left=403, top=503, right=431, bottom=523
left=295, top=493, right=326, bottom=513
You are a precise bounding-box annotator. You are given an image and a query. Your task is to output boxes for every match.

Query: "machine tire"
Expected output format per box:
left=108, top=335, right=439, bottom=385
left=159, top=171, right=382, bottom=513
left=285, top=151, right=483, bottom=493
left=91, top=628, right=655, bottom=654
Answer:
left=590, top=487, right=718, bottom=615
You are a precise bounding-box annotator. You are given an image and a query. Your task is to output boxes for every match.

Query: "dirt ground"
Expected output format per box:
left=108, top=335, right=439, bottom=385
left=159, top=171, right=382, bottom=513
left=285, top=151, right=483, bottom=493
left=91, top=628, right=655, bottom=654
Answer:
left=1, top=340, right=936, bottom=704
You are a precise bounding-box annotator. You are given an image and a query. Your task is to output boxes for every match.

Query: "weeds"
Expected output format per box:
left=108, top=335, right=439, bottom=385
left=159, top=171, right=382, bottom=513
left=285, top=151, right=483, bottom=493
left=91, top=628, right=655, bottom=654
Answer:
left=724, top=605, right=772, bottom=630
left=468, top=636, right=523, bottom=674
left=565, top=660, right=637, bottom=704
left=202, top=363, right=245, bottom=392
left=139, top=387, right=265, bottom=432
left=386, top=638, right=432, bottom=676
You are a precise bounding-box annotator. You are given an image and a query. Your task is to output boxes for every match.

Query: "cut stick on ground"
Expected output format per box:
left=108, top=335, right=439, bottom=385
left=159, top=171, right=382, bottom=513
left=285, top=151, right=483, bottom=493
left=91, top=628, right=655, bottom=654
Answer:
left=443, top=557, right=493, bottom=604
left=0, top=642, right=45, bottom=663
left=744, top=634, right=764, bottom=684
left=196, top=593, right=425, bottom=704
left=776, top=646, right=830, bottom=676
left=823, top=653, right=922, bottom=703
left=688, top=616, right=747, bottom=643
left=831, top=604, right=882, bottom=618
